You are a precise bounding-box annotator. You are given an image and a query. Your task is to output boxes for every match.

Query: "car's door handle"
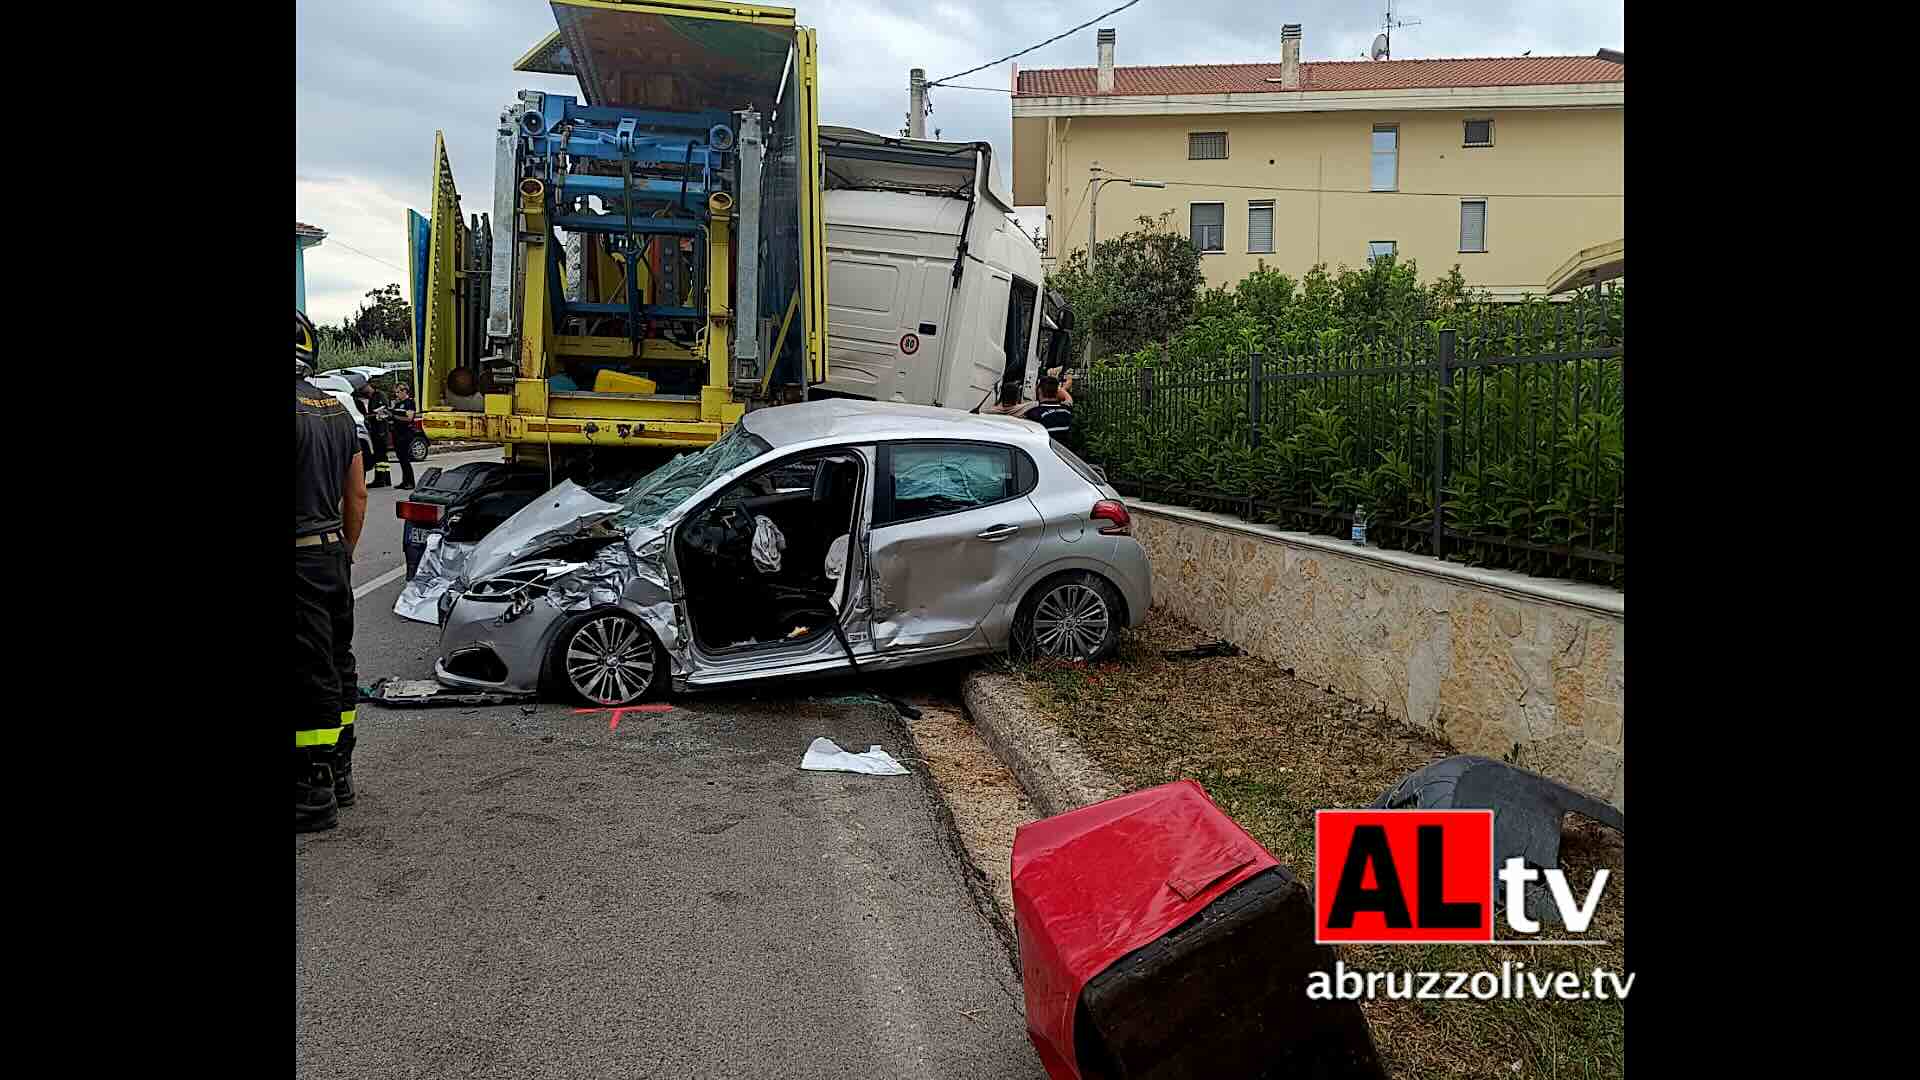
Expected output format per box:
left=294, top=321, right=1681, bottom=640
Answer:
left=976, top=523, right=1021, bottom=542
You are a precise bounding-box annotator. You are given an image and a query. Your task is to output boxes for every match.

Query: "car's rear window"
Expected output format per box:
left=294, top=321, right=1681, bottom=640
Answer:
left=1050, top=441, right=1105, bottom=487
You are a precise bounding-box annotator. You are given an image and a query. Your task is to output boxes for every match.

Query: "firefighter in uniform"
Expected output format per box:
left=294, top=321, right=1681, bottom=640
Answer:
left=295, top=311, right=370, bottom=832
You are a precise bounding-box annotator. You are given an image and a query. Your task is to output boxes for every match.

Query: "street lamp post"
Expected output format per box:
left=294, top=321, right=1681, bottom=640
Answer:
left=1086, top=165, right=1166, bottom=364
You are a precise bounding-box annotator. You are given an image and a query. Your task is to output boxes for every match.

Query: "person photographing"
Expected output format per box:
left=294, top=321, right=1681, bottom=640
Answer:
left=1027, top=369, right=1075, bottom=440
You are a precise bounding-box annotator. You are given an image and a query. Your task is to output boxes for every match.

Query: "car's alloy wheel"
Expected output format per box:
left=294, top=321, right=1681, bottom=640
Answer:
left=1028, top=579, right=1113, bottom=661
left=561, top=613, right=658, bottom=705
left=409, top=435, right=431, bottom=462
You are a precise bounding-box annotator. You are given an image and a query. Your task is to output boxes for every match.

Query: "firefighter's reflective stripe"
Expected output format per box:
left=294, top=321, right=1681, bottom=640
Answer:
left=340, top=709, right=356, bottom=727
left=295, top=727, right=343, bottom=748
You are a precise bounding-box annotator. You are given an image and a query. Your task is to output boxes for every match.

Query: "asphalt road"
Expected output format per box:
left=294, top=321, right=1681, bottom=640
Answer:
left=299, top=449, right=1042, bottom=1079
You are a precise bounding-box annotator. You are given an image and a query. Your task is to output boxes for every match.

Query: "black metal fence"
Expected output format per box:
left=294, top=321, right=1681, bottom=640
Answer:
left=1072, top=293, right=1625, bottom=586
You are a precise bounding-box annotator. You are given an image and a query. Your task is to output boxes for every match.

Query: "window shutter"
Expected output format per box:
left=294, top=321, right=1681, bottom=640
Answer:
left=1248, top=203, right=1274, bottom=252
left=1460, top=201, right=1487, bottom=252
left=1188, top=132, right=1228, bottom=160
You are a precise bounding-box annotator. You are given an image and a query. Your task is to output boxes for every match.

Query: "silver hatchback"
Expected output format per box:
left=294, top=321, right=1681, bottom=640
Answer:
left=431, top=400, right=1152, bottom=705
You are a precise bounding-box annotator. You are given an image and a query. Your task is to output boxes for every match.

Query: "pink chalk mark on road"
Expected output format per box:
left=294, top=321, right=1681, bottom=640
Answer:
left=574, top=703, right=675, bottom=731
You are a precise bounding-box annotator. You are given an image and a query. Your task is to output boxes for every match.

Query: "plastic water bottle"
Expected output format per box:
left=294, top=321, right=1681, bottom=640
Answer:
left=1351, top=506, right=1368, bottom=546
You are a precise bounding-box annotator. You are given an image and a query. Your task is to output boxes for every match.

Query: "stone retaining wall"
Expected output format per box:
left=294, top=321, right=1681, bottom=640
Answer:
left=1128, top=501, right=1625, bottom=810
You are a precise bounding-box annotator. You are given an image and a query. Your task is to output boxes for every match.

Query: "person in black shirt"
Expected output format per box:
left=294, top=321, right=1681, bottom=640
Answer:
left=1027, top=373, right=1075, bottom=440
left=295, top=311, right=369, bottom=833
left=388, top=380, right=418, bottom=489
left=360, top=384, right=393, bottom=489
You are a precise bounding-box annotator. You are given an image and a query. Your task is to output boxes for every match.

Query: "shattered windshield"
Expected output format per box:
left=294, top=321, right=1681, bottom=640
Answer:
left=611, top=425, right=772, bottom=530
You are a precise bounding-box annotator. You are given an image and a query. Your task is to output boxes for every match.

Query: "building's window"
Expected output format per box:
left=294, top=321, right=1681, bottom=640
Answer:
left=1463, top=119, right=1494, bottom=147
left=1459, top=200, right=1488, bottom=253
left=1367, top=240, right=1396, bottom=263
left=1370, top=125, right=1398, bottom=191
left=1190, top=203, right=1225, bottom=253
left=1188, top=131, right=1229, bottom=160
left=1247, top=201, right=1274, bottom=254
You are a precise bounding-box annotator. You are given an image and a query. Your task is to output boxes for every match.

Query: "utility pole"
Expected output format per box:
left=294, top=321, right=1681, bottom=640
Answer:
left=1085, top=163, right=1165, bottom=364
left=907, top=68, right=927, bottom=138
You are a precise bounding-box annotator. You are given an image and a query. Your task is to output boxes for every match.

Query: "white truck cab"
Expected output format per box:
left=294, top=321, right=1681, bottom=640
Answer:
left=815, top=127, right=1073, bottom=414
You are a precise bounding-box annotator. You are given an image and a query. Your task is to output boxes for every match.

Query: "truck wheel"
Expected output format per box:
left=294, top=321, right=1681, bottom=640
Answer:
left=409, top=434, right=431, bottom=462
left=551, top=611, right=664, bottom=706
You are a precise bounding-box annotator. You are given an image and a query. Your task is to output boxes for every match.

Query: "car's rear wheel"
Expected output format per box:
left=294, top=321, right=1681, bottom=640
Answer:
left=1013, top=571, right=1123, bottom=662
left=553, top=611, right=663, bottom=706
left=409, top=434, right=431, bottom=462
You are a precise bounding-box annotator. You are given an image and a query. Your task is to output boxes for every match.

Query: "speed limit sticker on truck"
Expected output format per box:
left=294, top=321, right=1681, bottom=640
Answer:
left=899, top=333, right=919, bottom=355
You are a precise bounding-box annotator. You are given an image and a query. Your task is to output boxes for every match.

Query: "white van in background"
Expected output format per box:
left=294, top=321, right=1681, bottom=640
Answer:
left=815, top=127, right=1073, bottom=413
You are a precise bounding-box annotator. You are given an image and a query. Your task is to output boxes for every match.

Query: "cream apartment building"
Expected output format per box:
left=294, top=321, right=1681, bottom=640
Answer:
left=1010, top=26, right=1623, bottom=298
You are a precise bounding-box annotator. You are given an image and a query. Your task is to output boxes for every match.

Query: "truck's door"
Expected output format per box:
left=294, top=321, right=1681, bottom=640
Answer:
left=822, top=192, right=966, bottom=404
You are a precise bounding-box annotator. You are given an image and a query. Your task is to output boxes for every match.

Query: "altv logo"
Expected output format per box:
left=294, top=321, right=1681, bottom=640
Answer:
left=1314, top=810, right=1612, bottom=944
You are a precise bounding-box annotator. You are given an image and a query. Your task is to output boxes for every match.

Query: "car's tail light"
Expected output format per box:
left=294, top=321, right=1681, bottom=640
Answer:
left=396, top=501, right=442, bottom=524
left=1091, top=499, right=1132, bottom=536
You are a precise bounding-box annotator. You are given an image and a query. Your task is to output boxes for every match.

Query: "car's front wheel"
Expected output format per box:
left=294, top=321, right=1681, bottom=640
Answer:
left=552, top=611, right=663, bottom=706
left=409, top=434, right=431, bottom=462
left=1013, top=571, right=1123, bottom=662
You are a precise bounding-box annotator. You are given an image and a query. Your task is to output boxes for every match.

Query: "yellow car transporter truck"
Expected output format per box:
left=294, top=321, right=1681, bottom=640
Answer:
left=414, top=0, right=827, bottom=475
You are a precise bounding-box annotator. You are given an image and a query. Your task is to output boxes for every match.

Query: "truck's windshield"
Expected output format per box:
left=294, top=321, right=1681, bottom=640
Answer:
left=611, top=425, right=772, bottom=529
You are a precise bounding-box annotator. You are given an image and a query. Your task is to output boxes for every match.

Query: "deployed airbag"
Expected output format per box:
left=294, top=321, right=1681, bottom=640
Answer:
left=892, top=447, right=1007, bottom=508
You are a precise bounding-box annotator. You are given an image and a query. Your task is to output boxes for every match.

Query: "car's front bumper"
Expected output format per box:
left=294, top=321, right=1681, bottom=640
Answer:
left=432, top=594, right=569, bottom=695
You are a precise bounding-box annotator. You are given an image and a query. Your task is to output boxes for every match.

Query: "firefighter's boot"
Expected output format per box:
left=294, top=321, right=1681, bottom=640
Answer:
left=296, top=749, right=338, bottom=833
left=331, top=710, right=358, bottom=808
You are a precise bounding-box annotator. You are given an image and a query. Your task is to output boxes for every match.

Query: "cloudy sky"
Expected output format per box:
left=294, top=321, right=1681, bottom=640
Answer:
left=296, top=0, right=1623, bottom=326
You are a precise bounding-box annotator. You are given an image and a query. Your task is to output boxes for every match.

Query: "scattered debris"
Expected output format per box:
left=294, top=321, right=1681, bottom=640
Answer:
left=814, top=690, right=922, bottom=721
left=365, top=677, right=529, bottom=708
left=800, top=737, right=909, bottom=776
left=1161, top=640, right=1243, bottom=660
left=1370, top=754, right=1624, bottom=872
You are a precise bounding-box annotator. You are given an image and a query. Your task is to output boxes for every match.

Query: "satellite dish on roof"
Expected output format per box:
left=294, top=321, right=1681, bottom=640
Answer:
left=1371, top=33, right=1391, bottom=60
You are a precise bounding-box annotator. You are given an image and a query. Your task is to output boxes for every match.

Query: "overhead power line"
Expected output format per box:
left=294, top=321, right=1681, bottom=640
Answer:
left=928, top=0, right=1144, bottom=88
left=323, top=238, right=408, bottom=275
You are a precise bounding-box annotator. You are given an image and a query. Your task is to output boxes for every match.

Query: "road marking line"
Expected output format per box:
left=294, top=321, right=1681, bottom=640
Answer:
left=354, top=564, right=409, bottom=599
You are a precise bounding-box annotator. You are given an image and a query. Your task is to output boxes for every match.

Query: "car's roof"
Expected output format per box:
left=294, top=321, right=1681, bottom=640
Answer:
left=740, top=399, right=1050, bottom=450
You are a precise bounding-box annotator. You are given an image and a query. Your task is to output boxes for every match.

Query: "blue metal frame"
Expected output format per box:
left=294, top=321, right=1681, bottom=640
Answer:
left=514, top=92, right=736, bottom=334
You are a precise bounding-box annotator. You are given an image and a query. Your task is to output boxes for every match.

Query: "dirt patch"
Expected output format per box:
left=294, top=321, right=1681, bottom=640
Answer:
left=1004, top=613, right=1627, bottom=1080
left=890, top=691, right=1036, bottom=968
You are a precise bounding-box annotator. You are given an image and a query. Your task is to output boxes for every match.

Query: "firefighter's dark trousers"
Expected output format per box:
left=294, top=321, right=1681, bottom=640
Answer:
left=294, top=535, right=357, bottom=752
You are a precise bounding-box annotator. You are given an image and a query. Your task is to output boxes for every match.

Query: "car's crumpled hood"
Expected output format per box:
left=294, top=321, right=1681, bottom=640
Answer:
left=460, top=480, right=627, bottom=584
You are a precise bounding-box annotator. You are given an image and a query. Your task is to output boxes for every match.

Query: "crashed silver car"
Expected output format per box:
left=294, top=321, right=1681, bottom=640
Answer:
left=430, top=400, right=1152, bottom=705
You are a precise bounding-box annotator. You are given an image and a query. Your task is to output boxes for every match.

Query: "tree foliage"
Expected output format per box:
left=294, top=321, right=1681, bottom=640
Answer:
left=1046, top=213, right=1206, bottom=359
left=339, top=283, right=413, bottom=344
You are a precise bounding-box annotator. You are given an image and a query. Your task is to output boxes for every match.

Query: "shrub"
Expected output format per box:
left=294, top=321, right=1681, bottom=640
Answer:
left=1072, top=267, right=1624, bottom=588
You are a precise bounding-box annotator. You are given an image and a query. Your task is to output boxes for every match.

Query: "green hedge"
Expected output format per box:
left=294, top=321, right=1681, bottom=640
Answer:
left=1070, top=265, right=1624, bottom=588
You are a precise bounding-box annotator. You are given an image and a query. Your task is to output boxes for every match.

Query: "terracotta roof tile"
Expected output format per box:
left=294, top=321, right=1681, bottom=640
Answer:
left=1014, top=56, right=1623, bottom=97
left=295, top=221, right=328, bottom=238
